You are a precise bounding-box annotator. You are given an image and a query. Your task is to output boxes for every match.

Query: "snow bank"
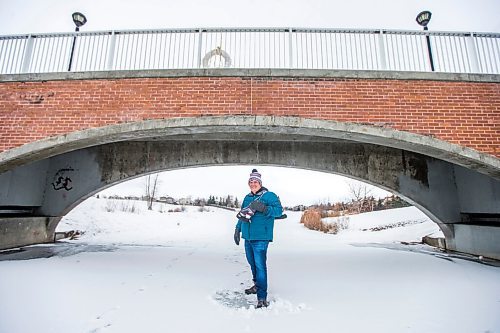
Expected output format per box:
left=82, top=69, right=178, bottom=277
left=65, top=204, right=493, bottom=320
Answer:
left=322, top=206, right=444, bottom=243
left=58, top=198, right=236, bottom=246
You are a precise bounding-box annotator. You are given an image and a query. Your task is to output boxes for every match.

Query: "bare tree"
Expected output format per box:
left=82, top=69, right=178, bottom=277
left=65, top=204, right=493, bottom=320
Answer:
left=145, top=173, right=160, bottom=210
left=347, top=181, right=373, bottom=214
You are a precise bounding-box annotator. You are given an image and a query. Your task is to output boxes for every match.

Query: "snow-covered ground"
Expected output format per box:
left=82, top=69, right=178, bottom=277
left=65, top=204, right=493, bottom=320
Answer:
left=1, top=198, right=499, bottom=333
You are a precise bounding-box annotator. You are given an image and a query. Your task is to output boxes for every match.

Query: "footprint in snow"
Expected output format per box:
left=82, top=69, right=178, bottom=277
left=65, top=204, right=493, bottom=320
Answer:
left=212, top=290, right=310, bottom=313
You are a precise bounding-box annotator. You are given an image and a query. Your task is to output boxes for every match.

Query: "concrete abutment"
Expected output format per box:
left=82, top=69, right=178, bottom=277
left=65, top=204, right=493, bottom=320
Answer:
left=0, top=217, right=60, bottom=249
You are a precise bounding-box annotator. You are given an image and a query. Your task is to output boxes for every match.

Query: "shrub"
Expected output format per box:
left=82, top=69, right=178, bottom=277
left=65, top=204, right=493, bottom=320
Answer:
left=336, top=216, right=350, bottom=231
left=104, top=199, right=118, bottom=212
left=119, top=200, right=138, bottom=213
left=104, top=199, right=138, bottom=213
left=300, top=209, right=349, bottom=234
left=320, top=210, right=342, bottom=218
left=324, top=216, right=350, bottom=234
left=168, top=207, right=186, bottom=213
left=324, top=223, right=339, bottom=234
left=300, top=209, right=322, bottom=231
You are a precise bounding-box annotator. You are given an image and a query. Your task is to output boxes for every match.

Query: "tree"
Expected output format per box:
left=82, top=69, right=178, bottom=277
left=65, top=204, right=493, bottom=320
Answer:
left=145, top=173, right=160, bottom=210
left=347, top=181, right=373, bottom=214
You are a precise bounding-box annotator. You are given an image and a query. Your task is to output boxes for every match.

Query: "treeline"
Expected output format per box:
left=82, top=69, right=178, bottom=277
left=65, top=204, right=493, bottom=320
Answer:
left=206, top=195, right=239, bottom=208
left=98, top=193, right=410, bottom=214
left=299, top=194, right=411, bottom=234
left=308, top=194, right=411, bottom=217
left=98, top=194, right=240, bottom=208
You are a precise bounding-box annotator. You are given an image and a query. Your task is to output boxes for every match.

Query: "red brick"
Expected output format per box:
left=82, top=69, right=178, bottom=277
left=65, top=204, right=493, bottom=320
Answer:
left=0, top=77, right=499, bottom=157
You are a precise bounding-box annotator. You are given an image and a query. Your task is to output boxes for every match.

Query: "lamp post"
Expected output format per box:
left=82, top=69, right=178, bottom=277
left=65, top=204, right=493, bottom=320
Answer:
left=68, top=12, right=87, bottom=71
left=416, top=10, right=435, bottom=72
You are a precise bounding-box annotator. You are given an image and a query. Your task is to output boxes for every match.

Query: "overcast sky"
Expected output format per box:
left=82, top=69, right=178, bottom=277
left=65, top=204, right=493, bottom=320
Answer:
left=1, top=0, right=498, bottom=205
left=98, top=166, right=391, bottom=207
left=0, top=0, right=499, bottom=34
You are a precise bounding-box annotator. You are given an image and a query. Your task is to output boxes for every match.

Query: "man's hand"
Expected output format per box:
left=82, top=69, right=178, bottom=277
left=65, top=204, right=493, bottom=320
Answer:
left=234, top=229, right=241, bottom=245
left=236, top=207, right=254, bottom=222
left=249, top=201, right=268, bottom=214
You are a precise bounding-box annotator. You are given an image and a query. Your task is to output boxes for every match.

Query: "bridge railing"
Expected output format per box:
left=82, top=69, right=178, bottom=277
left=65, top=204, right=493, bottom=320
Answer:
left=1, top=28, right=499, bottom=74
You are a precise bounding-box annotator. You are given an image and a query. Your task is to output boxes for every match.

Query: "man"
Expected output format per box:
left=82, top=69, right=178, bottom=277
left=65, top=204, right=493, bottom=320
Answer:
left=234, top=168, right=283, bottom=308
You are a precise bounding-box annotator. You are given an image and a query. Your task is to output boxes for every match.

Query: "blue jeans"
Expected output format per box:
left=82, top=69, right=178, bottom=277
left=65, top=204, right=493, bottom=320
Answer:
left=244, top=240, right=269, bottom=301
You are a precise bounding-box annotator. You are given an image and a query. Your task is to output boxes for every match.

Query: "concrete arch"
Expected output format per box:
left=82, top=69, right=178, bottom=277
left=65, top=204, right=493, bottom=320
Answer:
left=1, top=116, right=499, bottom=177
left=1, top=116, right=499, bottom=258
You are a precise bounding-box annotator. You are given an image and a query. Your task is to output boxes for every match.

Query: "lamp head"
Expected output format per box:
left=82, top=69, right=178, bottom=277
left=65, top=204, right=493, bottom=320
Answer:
left=416, top=11, right=432, bottom=28
left=72, top=12, right=87, bottom=29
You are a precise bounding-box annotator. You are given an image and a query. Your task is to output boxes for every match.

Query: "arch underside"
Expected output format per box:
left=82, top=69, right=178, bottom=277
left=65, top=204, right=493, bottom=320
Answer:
left=0, top=116, right=499, bottom=257
left=1, top=116, right=499, bottom=178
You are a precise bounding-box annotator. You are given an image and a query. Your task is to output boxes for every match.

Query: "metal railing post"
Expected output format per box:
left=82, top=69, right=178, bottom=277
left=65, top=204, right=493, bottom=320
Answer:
left=377, top=30, right=388, bottom=70
left=197, top=29, right=203, bottom=68
left=21, top=35, right=35, bottom=73
left=466, top=32, right=480, bottom=73
left=106, top=31, right=117, bottom=70
left=68, top=31, right=78, bottom=71
left=424, top=27, right=435, bottom=72
left=288, top=28, right=293, bottom=68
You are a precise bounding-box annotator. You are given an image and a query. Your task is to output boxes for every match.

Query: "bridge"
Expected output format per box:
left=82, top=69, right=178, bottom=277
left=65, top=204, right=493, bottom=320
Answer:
left=0, top=28, right=499, bottom=259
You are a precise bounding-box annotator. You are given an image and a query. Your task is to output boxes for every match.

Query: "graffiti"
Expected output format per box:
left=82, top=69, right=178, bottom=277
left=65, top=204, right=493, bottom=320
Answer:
left=52, top=167, right=74, bottom=191
left=20, top=92, right=55, bottom=104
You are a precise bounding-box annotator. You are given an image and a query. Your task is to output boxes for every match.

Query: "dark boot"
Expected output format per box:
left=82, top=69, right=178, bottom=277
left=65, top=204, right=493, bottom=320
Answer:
left=255, top=299, right=269, bottom=308
left=244, top=285, right=257, bottom=295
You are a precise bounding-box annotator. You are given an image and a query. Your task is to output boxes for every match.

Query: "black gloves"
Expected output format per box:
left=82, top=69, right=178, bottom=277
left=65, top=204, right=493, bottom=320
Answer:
left=236, top=207, right=254, bottom=222
left=234, top=228, right=241, bottom=245
left=249, top=201, right=268, bottom=214
left=235, top=201, right=269, bottom=245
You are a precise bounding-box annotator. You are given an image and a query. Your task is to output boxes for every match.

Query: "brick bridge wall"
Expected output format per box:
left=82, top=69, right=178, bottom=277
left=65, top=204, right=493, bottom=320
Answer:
left=0, top=73, right=499, bottom=157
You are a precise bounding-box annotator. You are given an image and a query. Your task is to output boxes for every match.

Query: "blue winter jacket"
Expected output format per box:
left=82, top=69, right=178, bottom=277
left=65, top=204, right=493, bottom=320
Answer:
left=235, top=187, right=283, bottom=241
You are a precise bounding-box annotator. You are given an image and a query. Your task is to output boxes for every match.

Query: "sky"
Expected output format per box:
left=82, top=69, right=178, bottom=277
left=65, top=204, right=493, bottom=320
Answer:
left=0, top=0, right=499, bottom=35
left=99, top=165, right=391, bottom=207
left=1, top=0, right=498, bottom=205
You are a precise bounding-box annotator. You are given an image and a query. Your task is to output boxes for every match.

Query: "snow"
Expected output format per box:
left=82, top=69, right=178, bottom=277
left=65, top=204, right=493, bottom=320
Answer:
left=1, top=197, right=499, bottom=333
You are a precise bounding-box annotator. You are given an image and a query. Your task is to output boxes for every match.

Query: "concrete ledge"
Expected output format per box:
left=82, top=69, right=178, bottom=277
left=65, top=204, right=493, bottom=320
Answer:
left=1, top=68, right=499, bottom=83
